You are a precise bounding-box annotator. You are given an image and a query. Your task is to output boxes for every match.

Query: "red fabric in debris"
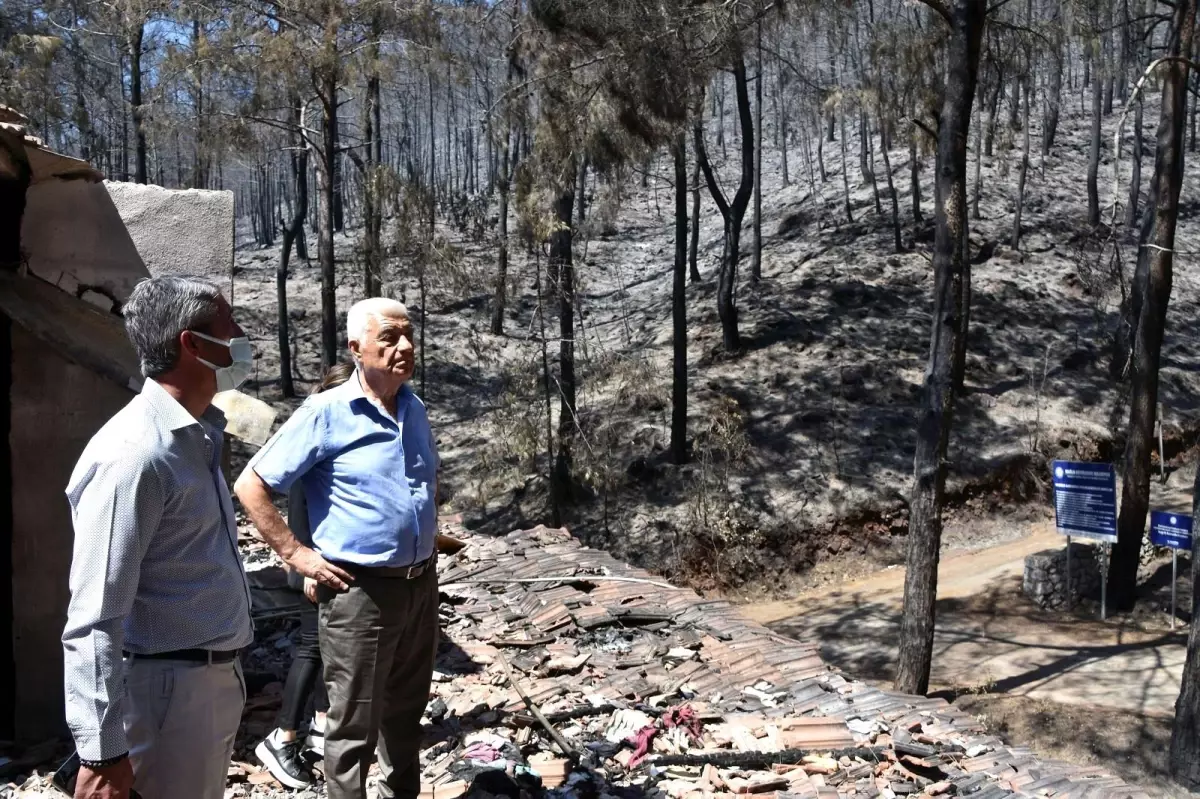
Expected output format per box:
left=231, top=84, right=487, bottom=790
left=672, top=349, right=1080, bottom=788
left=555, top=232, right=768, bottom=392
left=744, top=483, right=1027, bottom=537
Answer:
left=626, top=724, right=659, bottom=767
left=627, top=705, right=704, bottom=767
left=663, top=705, right=702, bottom=742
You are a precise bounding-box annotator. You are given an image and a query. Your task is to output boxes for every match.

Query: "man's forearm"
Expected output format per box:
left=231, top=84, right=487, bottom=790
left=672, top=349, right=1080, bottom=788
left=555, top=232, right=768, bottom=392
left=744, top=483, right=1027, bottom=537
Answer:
left=234, top=473, right=302, bottom=560
left=63, top=621, right=129, bottom=761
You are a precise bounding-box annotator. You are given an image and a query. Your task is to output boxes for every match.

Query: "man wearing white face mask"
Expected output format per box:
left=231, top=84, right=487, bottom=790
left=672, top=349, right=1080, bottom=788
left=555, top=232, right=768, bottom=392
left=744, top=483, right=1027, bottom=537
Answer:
left=62, top=276, right=255, bottom=799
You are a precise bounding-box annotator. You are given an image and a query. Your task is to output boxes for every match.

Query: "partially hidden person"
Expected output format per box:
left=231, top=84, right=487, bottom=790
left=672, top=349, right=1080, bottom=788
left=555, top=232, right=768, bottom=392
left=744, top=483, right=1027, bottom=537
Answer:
left=62, top=276, right=256, bottom=799
left=254, top=361, right=354, bottom=788
left=235, top=297, right=440, bottom=799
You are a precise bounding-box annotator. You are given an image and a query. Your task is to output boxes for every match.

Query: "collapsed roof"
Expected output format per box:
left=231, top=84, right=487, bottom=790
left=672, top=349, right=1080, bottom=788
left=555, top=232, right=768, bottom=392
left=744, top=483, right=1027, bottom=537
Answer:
left=233, top=524, right=1151, bottom=799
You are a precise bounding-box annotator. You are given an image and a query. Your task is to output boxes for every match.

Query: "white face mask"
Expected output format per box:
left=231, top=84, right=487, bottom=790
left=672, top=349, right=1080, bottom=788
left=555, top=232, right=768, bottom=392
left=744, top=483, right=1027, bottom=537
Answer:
left=191, top=331, right=253, bottom=392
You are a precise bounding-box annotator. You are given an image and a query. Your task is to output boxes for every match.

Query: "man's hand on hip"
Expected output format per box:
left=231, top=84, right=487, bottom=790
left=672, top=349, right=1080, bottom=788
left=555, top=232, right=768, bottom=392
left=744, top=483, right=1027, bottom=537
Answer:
left=75, top=758, right=134, bottom=799
left=286, top=546, right=353, bottom=591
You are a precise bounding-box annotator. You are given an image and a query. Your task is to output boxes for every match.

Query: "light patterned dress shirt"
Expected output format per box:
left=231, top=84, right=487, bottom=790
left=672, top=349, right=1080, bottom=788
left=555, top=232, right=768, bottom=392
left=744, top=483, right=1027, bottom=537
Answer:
left=62, top=379, right=254, bottom=760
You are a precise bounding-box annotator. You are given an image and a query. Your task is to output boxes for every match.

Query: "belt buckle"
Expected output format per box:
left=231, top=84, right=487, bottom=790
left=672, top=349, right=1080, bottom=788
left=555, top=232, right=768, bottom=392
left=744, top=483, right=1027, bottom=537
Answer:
left=405, top=563, right=419, bottom=579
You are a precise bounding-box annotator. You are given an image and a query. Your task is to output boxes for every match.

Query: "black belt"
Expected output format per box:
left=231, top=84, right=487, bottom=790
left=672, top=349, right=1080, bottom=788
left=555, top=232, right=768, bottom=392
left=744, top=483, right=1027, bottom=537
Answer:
left=335, top=554, right=435, bottom=580
left=123, top=649, right=240, bottom=664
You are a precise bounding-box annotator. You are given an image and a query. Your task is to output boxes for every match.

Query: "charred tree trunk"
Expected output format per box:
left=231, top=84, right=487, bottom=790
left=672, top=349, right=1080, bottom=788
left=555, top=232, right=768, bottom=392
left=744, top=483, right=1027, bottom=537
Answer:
left=911, top=127, right=923, bottom=223
left=984, top=69, right=1002, bottom=156
left=550, top=183, right=577, bottom=509
left=1120, top=0, right=1131, bottom=102
left=880, top=117, right=902, bottom=252
left=1109, top=0, right=1195, bottom=612
left=278, top=102, right=307, bottom=400
left=751, top=22, right=764, bottom=284
left=429, top=71, right=436, bottom=234
left=316, top=68, right=340, bottom=370
left=1087, top=50, right=1103, bottom=227
left=1012, top=78, right=1031, bottom=249
left=491, top=128, right=512, bottom=335
left=716, top=76, right=727, bottom=159
left=129, top=20, right=148, bottom=185
left=362, top=19, right=384, bottom=298
left=817, top=114, right=827, bottom=181
left=972, top=104, right=983, bottom=220
left=1103, top=21, right=1116, bottom=116
left=777, top=58, right=790, bottom=187
left=332, top=129, right=345, bottom=233
left=672, top=135, right=689, bottom=465
left=491, top=150, right=514, bottom=337
left=1008, top=74, right=1021, bottom=130
left=1043, top=39, right=1064, bottom=154
left=695, top=51, right=754, bottom=352
left=491, top=27, right=518, bottom=335
left=689, top=144, right=702, bottom=283
left=840, top=108, right=853, bottom=223
left=576, top=155, right=588, bottom=226
left=1127, top=96, right=1145, bottom=228
left=71, top=13, right=93, bottom=163
left=119, top=51, right=130, bottom=183
left=535, top=252, right=559, bottom=527
left=895, top=0, right=987, bottom=698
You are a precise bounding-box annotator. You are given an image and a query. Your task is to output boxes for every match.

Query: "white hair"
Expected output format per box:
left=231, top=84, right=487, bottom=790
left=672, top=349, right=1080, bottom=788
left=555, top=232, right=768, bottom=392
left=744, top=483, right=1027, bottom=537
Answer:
left=347, top=297, right=410, bottom=346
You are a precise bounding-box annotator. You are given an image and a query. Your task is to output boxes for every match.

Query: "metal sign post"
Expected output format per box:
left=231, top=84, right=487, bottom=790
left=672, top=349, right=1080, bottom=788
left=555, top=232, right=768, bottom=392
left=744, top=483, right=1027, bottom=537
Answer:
left=1065, top=535, right=1072, bottom=611
left=1156, top=402, right=1166, bottom=482
left=1172, top=550, right=1178, bottom=630
left=1149, top=510, right=1192, bottom=629
left=1100, top=545, right=1108, bottom=621
left=1051, top=461, right=1119, bottom=619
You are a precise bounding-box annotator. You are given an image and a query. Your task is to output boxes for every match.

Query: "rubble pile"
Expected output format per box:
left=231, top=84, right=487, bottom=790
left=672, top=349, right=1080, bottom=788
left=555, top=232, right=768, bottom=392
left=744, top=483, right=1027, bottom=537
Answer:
left=407, top=526, right=1149, bottom=799
left=3, top=525, right=1151, bottom=799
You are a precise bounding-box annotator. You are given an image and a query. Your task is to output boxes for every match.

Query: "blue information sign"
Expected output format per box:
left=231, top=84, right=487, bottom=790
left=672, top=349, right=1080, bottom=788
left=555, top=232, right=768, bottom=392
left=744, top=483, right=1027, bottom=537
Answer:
left=1052, top=461, right=1118, bottom=542
left=1149, top=510, right=1193, bottom=550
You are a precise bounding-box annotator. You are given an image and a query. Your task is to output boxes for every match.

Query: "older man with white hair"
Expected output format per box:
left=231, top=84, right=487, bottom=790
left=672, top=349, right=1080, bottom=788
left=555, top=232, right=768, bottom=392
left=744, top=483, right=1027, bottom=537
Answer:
left=235, top=297, right=439, bottom=799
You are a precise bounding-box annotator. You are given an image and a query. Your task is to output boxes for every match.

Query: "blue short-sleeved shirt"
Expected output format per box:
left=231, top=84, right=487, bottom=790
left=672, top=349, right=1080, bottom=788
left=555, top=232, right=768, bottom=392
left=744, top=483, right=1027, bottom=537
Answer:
left=247, top=371, right=438, bottom=567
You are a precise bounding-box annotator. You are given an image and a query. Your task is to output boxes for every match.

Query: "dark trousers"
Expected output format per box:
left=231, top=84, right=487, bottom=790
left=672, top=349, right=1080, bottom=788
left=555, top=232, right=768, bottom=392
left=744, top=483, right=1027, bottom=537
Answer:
left=276, top=611, right=329, bottom=732
left=319, top=566, right=438, bottom=799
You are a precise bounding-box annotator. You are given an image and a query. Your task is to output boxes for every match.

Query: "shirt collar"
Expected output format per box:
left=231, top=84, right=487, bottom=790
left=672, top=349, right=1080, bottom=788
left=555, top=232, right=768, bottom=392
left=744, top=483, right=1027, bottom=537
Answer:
left=142, top=379, right=227, bottom=432
left=344, top=369, right=410, bottom=422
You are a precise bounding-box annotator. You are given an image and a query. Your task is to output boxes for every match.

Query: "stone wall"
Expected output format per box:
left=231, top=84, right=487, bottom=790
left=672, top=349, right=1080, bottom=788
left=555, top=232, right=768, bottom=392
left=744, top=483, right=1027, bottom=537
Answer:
left=1023, top=543, right=1101, bottom=610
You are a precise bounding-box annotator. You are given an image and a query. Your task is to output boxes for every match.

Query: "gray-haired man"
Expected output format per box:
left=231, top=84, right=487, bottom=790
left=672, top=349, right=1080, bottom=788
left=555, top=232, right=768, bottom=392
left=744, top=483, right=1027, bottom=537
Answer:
left=62, top=276, right=255, bottom=799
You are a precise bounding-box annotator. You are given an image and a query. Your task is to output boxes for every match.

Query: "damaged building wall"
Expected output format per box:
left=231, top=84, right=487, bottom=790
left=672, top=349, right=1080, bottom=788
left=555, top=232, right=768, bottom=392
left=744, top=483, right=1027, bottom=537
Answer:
left=20, top=178, right=148, bottom=311
left=9, top=324, right=131, bottom=740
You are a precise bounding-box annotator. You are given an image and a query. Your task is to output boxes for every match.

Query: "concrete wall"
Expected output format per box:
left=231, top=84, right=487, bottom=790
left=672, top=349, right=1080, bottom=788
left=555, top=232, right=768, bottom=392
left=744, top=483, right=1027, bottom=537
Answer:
left=10, top=325, right=131, bottom=740
left=106, top=182, right=234, bottom=288
left=21, top=179, right=150, bottom=309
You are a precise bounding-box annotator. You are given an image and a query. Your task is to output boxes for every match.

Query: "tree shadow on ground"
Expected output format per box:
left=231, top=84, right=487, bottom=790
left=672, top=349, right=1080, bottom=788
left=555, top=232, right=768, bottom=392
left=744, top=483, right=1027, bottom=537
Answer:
left=765, top=574, right=1188, bottom=721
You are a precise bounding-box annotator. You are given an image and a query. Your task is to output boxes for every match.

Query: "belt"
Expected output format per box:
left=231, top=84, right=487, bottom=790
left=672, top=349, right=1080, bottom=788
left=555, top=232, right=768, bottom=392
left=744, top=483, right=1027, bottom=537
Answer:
left=123, top=649, right=240, bottom=664
left=336, top=554, right=435, bottom=580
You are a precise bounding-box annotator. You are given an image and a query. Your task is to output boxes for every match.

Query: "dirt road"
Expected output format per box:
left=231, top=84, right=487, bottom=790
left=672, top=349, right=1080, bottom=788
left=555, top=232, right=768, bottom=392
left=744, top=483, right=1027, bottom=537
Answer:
left=741, top=522, right=1188, bottom=717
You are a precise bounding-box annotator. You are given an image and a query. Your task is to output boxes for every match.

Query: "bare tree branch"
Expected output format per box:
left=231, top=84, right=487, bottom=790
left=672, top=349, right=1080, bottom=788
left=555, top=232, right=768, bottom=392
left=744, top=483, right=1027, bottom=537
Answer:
left=916, top=0, right=953, bottom=24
